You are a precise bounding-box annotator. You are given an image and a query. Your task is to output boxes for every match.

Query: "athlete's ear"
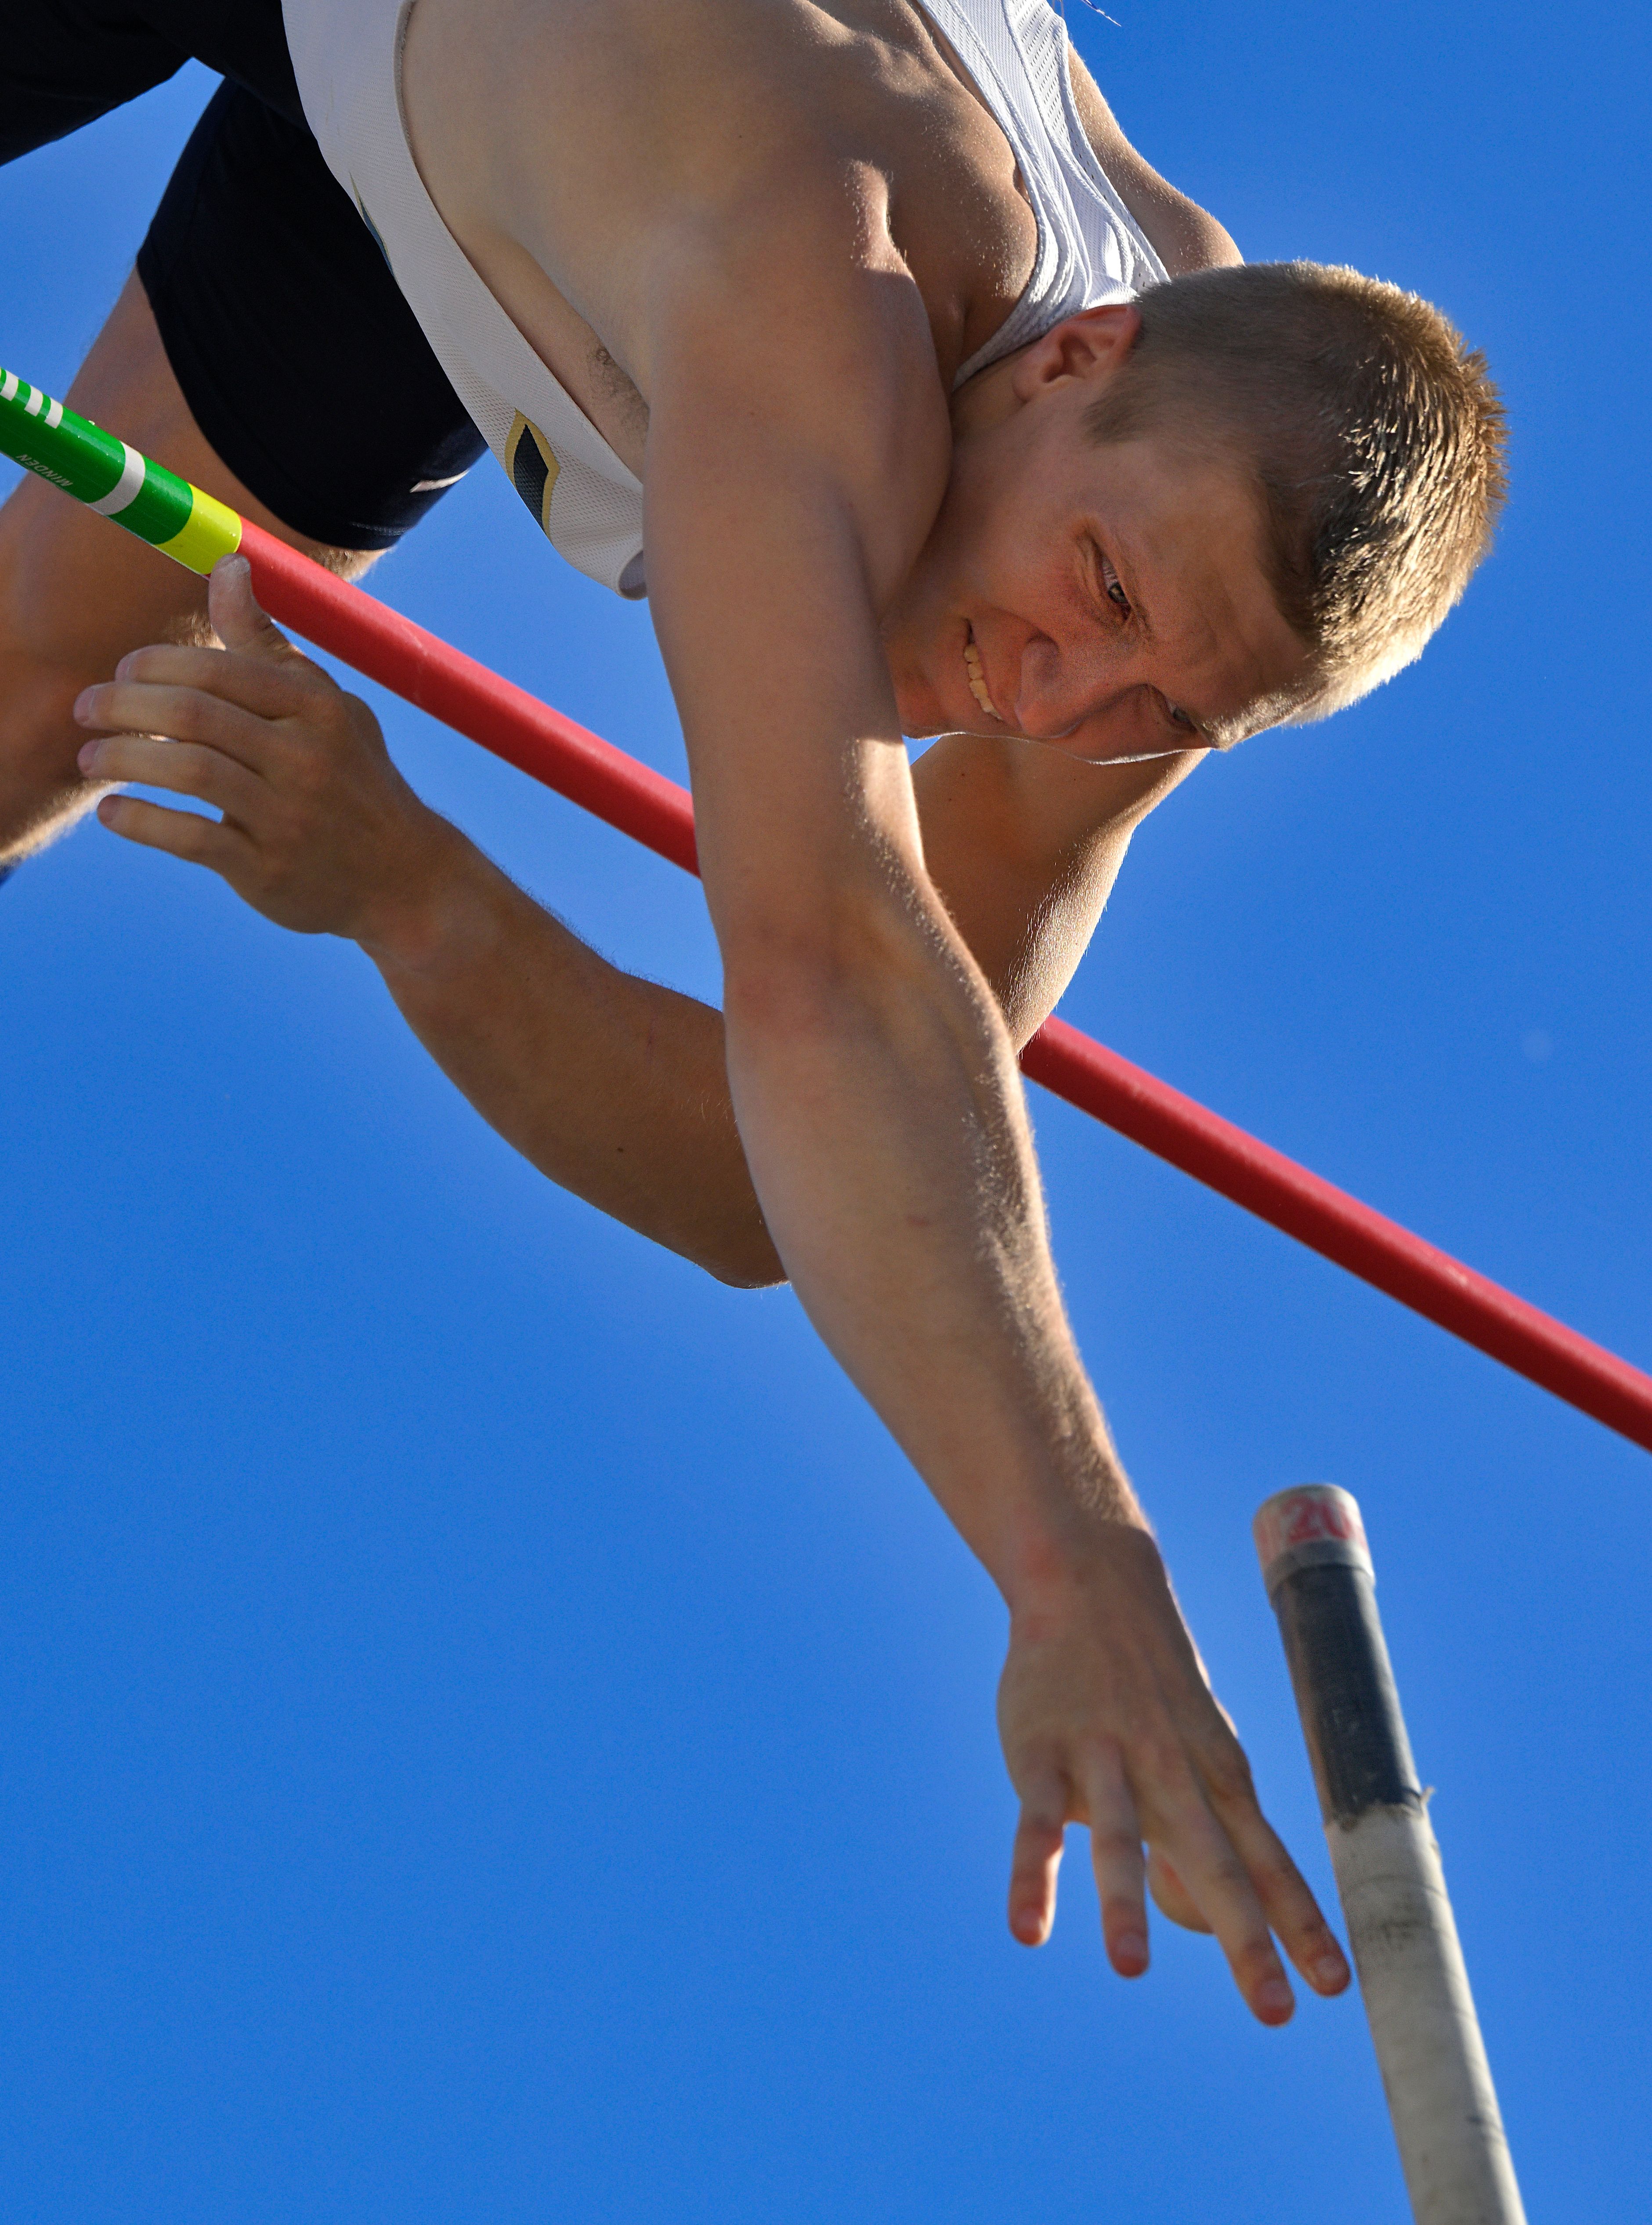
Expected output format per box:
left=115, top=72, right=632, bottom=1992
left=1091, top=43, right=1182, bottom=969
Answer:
left=1009, top=303, right=1142, bottom=402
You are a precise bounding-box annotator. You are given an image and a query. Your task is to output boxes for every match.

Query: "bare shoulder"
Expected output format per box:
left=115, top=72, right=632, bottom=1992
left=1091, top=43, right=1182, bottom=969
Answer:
left=922, top=733, right=1202, bottom=874
left=912, top=736, right=1204, bottom=1040
left=1064, top=46, right=1241, bottom=276
left=645, top=173, right=957, bottom=599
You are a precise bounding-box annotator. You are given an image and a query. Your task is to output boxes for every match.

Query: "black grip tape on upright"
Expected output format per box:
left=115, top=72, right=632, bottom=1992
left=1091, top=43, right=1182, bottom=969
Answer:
left=1255, top=1488, right=1424, bottom=1827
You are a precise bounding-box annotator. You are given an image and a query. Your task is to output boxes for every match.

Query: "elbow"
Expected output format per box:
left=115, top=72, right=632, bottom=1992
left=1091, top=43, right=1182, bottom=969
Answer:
left=705, top=1250, right=788, bottom=1293
left=718, top=893, right=940, bottom=1051
left=697, top=1212, right=789, bottom=1292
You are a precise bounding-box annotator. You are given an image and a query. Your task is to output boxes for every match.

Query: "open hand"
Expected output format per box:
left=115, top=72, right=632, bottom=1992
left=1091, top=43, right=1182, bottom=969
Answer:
left=998, top=1519, right=1350, bottom=2024
left=74, top=554, right=450, bottom=945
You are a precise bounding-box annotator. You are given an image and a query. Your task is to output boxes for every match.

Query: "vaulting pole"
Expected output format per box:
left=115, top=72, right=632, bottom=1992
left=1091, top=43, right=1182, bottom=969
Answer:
left=7, top=368, right=1651, bottom=1452
left=1254, top=1486, right=1526, bottom=2223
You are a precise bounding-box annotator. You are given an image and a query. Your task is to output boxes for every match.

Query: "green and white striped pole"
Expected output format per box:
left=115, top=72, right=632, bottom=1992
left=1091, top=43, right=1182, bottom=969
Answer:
left=0, top=366, right=242, bottom=575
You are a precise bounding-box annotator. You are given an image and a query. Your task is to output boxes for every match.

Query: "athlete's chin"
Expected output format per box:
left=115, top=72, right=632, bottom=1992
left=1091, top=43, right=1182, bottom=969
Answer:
left=897, top=703, right=947, bottom=740
left=881, top=593, right=955, bottom=739
left=892, top=663, right=1010, bottom=740
left=888, top=662, right=948, bottom=741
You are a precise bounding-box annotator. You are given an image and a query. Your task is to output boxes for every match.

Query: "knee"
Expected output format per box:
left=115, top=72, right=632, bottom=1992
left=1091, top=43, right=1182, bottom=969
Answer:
left=0, top=467, right=380, bottom=860
left=0, top=551, right=114, bottom=856
left=0, top=658, right=103, bottom=860
left=0, top=477, right=202, bottom=852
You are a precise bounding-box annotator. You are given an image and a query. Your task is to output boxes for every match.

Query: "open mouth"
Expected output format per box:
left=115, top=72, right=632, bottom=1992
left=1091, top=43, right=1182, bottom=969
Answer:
left=963, top=628, right=1003, bottom=723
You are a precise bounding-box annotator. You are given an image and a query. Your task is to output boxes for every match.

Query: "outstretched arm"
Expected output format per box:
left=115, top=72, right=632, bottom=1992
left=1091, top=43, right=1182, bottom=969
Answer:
left=636, top=217, right=1343, bottom=2017
left=355, top=727, right=1199, bottom=1288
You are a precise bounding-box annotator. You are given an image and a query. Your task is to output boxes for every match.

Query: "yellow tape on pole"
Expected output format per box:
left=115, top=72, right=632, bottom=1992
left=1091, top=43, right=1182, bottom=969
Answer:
left=155, top=486, right=244, bottom=575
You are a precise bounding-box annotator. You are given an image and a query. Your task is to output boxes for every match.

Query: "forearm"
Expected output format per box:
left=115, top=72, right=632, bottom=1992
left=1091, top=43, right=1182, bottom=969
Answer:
left=642, top=419, right=1139, bottom=1583
left=723, top=880, right=1142, bottom=1599
left=360, top=817, right=782, bottom=1287
left=364, top=735, right=1190, bottom=1296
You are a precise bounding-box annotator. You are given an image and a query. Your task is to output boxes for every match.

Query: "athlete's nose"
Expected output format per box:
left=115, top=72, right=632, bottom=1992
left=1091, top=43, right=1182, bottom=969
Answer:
left=1013, top=632, right=1118, bottom=741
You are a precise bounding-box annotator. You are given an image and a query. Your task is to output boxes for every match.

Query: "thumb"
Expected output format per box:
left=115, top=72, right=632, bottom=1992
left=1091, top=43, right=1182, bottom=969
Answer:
left=1146, top=1848, right=1214, bottom=1934
left=208, top=553, right=300, bottom=662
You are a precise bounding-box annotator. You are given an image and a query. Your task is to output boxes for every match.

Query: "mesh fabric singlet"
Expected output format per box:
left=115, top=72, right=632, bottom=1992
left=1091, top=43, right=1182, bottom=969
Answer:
left=282, top=0, right=1167, bottom=600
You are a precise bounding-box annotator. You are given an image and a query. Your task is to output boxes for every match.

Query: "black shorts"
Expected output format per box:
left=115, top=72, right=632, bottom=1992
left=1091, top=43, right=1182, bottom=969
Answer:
left=2, top=0, right=484, bottom=550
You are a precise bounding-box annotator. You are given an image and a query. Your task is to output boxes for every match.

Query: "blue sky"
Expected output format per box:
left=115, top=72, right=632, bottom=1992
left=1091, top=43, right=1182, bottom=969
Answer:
left=3, top=4, right=1648, bottom=2217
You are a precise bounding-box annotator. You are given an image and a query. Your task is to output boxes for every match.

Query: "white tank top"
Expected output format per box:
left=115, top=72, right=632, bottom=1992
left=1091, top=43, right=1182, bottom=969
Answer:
left=282, top=0, right=1167, bottom=600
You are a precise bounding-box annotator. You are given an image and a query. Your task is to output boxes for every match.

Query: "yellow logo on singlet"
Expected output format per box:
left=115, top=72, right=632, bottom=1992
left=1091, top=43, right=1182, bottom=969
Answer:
left=505, top=413, right=561, bottom=536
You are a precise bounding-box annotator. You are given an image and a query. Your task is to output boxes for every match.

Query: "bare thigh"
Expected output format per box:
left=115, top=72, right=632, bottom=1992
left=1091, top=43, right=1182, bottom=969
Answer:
left=0, top=269, right=381, bottom=863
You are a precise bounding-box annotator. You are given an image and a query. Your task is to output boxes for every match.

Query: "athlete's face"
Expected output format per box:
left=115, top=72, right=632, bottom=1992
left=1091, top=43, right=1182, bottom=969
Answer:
left=881, top=309, right=1311, bottom=760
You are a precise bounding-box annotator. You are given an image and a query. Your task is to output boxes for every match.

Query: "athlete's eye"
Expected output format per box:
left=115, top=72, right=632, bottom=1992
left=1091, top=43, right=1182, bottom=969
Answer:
left=1165, top=701, right=1197, bottom=732
left=1099, top=553, right=1131, bottom=616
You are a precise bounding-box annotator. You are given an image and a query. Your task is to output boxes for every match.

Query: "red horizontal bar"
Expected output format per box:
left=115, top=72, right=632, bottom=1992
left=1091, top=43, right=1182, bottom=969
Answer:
left=1019, top=1023, right=1652, bottom=1452
left=246, top=525, right=698, bottom=877
left=241, top=522, right=1652, bottom=1456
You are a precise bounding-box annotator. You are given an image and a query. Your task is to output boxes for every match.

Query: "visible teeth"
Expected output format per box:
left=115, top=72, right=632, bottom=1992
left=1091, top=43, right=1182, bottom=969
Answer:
left=963, top=638, right=1002, bottom=722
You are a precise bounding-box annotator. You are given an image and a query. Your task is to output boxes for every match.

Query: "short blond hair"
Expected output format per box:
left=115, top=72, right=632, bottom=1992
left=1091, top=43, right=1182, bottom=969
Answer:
left=1085, top=261, right=1508, bottom=721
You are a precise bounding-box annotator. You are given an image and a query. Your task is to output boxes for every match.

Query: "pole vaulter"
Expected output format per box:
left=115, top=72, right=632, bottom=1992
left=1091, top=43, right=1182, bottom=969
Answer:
left=5, top=364, right=1648, bottom=1459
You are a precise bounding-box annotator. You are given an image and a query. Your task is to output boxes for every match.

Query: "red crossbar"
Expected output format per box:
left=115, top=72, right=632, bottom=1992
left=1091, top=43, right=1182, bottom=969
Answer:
left=239, top=521, right=1652, bottom=1456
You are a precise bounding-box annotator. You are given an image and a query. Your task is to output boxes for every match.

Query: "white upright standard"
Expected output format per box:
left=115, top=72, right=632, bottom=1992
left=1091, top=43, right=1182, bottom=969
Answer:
left=1254, top=1485, right=1526, bottom=2225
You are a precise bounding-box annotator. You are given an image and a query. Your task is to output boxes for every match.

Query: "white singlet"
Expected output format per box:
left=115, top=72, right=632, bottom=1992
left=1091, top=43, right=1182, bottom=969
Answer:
left=281, top=0, right=1168, bottom=601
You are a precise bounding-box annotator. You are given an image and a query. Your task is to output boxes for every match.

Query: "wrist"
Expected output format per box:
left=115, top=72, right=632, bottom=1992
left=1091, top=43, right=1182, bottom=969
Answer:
left=992, top=1456, right=1153, bottom=1619
left=353, top=811, right=483, bottom=973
